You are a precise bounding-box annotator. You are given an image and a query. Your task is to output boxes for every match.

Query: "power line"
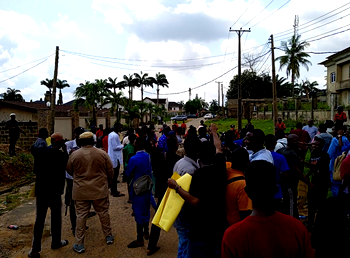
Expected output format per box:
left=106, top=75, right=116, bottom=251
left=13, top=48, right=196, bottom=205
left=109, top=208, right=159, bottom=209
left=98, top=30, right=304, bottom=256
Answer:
left=250, top=0, right=290, bottom=28
left=231, top=0, right=256, bottom=27
left=275, top=11, right=350, bottom=40
left=242, top=0, right=275, bottom=28
left=143, top=50, right=272, bottom=96
left=306, top=27, right=350, bottom=42
left=61, top=49, right=235, bottom=63
left=0, top=58, right=50, bottom=84
left=0, top=54, right=54, bottom=73
left=274, top=1, right=350, bottom=36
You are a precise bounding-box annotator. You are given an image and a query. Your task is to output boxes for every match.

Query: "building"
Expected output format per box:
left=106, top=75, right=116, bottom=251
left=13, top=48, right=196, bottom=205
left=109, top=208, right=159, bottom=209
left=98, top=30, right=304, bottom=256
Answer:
left=319, top=46, right=350, bottom=108
left=143, top=97, right=169, bottom=110
left=168, top=101, right=183, bottom=114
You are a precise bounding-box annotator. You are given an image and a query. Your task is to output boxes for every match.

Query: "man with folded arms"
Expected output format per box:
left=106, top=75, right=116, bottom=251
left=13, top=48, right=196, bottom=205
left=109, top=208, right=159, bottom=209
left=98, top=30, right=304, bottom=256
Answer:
left=67, top=132, right=114, bottom=254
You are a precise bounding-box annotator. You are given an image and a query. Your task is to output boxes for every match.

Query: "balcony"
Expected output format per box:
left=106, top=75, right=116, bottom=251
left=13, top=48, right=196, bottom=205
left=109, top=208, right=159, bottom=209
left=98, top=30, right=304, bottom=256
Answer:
left=335, top=79, right=350, bottom=91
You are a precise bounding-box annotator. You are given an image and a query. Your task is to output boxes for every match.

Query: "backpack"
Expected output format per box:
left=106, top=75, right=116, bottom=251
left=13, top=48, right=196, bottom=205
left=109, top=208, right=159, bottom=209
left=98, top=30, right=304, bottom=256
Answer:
left=133, top=175, right=153, bottom=196
left=333, top=151, right=349, bottom=181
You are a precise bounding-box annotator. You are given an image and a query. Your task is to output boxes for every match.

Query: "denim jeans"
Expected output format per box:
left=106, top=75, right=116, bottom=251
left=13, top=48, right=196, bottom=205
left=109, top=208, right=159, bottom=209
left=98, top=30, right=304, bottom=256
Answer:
left=188, top=240, right=220, bottom=258
left=331, top=182, right=341, bottom=197
left=176, top=228, right=189, bottom=258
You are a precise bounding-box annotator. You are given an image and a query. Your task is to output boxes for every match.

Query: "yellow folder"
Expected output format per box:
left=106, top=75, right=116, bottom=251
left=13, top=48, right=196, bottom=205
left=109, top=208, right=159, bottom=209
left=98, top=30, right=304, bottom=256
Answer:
left=152, top=172, right=192, bottom=232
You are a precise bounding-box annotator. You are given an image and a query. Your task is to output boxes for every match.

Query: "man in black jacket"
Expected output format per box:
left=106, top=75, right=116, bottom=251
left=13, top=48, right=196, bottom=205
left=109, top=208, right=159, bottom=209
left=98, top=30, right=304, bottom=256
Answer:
left=29, top=132, right=69, bottom=258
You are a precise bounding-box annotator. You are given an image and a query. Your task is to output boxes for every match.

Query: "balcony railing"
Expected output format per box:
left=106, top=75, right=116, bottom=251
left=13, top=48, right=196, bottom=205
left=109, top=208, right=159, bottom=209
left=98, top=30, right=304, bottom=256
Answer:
left=335, top=78, right=350, bottom=91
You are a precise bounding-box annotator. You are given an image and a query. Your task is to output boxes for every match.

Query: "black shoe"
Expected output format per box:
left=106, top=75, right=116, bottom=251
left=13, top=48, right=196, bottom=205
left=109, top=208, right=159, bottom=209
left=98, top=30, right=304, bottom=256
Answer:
left=51, top=240, right=69, bottom=250
left=28, top=251, right=40, bottom=258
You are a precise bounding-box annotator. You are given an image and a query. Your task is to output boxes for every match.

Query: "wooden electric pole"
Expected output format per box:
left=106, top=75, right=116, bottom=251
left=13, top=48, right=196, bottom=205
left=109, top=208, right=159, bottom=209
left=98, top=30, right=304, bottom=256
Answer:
left=271, top=35, right=278, bottom=129
left=230, top=28, right=250, bottom=130
left=50, top=46, right=59, bottom=135
left=215, top=81, right=222, bottom=107
left=221, top=83, right=224, bottom=115
left=189, top=88, right=191, bottom=101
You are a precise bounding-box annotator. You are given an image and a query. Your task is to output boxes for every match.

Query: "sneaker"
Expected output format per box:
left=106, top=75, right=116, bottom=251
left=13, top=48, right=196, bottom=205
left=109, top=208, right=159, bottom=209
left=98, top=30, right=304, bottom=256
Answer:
left=106, top=235, right=114, bottom=245
left=72, top=244, right=85, bottom=254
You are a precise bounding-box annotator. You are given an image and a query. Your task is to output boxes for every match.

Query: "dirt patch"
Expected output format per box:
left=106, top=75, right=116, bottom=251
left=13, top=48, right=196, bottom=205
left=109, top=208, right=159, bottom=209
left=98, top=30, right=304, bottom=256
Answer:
left=0, top=144, right=34, bottom=186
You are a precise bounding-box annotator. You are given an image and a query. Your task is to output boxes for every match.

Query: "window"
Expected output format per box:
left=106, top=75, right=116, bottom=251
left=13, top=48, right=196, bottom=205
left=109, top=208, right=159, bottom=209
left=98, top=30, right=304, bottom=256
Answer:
left=331, top=72, right=336, bottom=83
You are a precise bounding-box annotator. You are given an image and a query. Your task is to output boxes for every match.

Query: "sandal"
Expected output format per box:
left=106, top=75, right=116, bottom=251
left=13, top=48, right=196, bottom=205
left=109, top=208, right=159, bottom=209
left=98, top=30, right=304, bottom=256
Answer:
left=147, top=246, right=160, bottom=256
left=127, top=240, right=144, bottom=248
left=51, top=239, right=69, bottom=249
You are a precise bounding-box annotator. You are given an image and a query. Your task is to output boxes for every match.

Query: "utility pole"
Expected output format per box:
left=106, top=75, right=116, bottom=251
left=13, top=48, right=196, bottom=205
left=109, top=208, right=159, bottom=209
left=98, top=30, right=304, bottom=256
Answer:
left=50, top=46, right=59, bottom=135
left=271, top=35, right=278, bottom=129
left=230, top=27, right=250, bottom=130
left=189, top=88, right=191, bottom=101
left=215, top=81, right=222, bottom=107
left=221, top=84, right=224, bottom=115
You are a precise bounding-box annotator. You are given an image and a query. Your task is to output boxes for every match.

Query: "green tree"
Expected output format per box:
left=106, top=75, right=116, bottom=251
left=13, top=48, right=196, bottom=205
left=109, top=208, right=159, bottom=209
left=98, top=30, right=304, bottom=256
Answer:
left=118, top=74, right=137, bottom=107
left=104, top=91, right=125, bottom=123
left=209, top=99, right=219, bottom=113
left=133, top=71, right=155, bottom=103
left=146, top=102, right=156, bottom=123
left=56, top=79, right=70, bottom=105
left=74, top=80, right=107, bottom=126
left=40, top=78, right=53, bottom=93
left=107, top=76, right=125, bottom=94
left=0, top=88, right=25, bottom=102
left=276, top=35, right=312, bottom=96
left=184, top=96, right=208, bottom=114
left=154, top=72, right=169, bottom=105
left=296, top=79, right=319, bottom=99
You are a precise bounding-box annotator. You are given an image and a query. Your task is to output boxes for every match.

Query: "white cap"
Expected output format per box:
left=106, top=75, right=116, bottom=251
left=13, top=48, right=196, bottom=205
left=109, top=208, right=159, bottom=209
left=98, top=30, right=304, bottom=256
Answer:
left=10, top=113, right=16, bottom=116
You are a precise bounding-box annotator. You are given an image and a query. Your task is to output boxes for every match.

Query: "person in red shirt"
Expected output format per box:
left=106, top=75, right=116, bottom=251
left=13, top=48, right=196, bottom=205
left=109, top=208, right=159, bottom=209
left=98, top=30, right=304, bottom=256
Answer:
left=230, top=124, right=240, bottom=139
left=275, top=118, right=286, bottom=131
left=96, top=124, right=104, bottom=138
left=181, top=121, right=187, bottom=135
left=334, top=105, right=347, bottom=127
left=221, top=160, right=314, bottom=258
left=101, top=128, right=110, bottom=152
left=290, top=122, right=310, bottom=158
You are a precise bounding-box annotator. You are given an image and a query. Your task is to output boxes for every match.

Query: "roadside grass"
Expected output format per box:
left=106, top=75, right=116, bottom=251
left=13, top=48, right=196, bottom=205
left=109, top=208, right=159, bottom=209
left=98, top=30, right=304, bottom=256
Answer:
left=0, top=189, right=32, bottom=216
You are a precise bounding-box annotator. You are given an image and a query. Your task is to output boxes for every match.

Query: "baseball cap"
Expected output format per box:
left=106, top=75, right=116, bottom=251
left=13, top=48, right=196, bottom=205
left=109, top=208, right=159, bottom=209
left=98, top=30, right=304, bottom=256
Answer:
left=10, top=113, right=16, bottom=116
left=79, top=132, right=94, bottom=139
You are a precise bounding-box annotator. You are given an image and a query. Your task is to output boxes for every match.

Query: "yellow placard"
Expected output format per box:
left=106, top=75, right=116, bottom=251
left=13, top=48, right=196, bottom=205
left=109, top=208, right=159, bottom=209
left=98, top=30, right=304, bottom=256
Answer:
left=152, top=172, right=192, bottom=232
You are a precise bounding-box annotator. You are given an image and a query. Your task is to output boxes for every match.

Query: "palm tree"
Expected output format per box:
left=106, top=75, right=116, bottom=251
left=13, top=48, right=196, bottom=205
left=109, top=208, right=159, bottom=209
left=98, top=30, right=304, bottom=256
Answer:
left=296, top=79, right=319, bottom=99
left=145, top=102, right=156, bottom=123
left=40, top=78, right=53, bottom=93
left=74, top=80, right=106, bottom=126
left=133, top=71, right=155, bottom=103
left=94, top=79, right=109, bottom=109
left=104, top=91, right=125, bottom=123
left=118, top=74, right=137, bottom=107
left=0, top=88, right=25, bottom=102
left=107, top=76, right=125, bottom=94
left=154, top=72, right=169, bottom=106
left=276, top=34, right=312, bottom=96
left=56, top=79, right=70, bottom=105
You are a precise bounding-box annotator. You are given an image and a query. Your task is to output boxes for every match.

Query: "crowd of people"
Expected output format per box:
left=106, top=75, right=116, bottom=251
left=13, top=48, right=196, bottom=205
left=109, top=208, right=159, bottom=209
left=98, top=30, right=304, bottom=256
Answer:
left=14, top=110, right=350, bottom=257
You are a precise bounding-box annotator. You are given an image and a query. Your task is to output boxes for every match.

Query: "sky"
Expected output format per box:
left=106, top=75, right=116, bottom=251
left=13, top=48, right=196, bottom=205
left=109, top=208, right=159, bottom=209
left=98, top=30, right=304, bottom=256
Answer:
left=1, top=0, right=350, bottom=105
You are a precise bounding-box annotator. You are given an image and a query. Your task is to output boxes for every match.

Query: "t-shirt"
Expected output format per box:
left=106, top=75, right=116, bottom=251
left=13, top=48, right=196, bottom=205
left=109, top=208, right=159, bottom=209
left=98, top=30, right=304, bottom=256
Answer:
left=102, top=135, right=108, bottom=152
left=309, top=150, right=330, bottom=187
left=277, top=147, right=301, bottom=186
left=249, top=148, right=274, bottom=164
left=225, top=168, right=252, bottom=226
left=302, top=125, right=318, bottom=142
left=188, top=153, right=227, bottom=243
left=315, top=133, right=333, bottom=152
left=334, top=111, right=347, bottom=123
left=5, top=119, right=21, bottom=137
left=234, top=139, right=244, bottom=147
left=275, top=122, right=286, bottom=131
left=274, top=138, right=288, bottom=152
left=270, top=151, right=289, bottom=199
left=221, top=212, right=314, bottom=258
left=290, top=128, right=310, bottom=152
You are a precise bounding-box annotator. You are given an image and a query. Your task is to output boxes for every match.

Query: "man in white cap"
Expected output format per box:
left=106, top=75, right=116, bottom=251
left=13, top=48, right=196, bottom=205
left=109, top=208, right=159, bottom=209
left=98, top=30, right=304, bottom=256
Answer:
left=66, top=132, right=114, bottom=254
left=5, top=113, right=26, bottom=156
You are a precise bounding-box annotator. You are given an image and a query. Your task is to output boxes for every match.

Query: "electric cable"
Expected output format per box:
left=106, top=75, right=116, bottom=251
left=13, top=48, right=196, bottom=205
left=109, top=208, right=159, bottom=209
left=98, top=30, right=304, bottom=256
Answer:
left=0, top=54, right=54, bottom=73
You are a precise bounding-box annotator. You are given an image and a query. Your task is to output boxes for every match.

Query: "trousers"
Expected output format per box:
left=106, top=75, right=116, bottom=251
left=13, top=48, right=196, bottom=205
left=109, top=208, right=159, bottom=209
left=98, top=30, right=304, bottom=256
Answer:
left=111, top=161, right=120, bottom=195
left=32, top=195, right=62, bottom=252
left=176, top=228, right=189, bottom=258
left=74, top=197, right=112, bottom=245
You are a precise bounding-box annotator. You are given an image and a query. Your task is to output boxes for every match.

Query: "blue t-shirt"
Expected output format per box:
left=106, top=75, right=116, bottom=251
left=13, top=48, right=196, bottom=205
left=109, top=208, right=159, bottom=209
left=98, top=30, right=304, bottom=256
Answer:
left=234, top=139, right=244, bottom=147
left=271, top=151, right=290, bottom=199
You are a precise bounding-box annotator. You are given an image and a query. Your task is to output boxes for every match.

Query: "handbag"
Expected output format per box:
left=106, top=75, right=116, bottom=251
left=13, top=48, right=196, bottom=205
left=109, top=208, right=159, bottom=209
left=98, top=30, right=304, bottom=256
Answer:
left=133, top=175, right=153, bottom=196
left=333, top=151, right=348, bottom=181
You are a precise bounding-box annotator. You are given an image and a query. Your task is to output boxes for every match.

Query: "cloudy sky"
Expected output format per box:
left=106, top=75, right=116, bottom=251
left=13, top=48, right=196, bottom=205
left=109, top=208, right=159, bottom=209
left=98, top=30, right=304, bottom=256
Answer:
left=1, top=0, right=350, bottom=105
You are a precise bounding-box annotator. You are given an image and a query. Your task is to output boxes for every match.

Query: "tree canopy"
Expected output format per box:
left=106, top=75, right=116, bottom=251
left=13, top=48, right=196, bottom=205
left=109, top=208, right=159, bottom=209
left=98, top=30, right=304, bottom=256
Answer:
left=0, top=88, right=25, bottom=102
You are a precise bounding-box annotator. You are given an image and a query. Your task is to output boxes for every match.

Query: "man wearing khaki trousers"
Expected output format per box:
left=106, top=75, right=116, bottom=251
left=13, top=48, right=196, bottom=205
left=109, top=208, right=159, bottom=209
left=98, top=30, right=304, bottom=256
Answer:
left=66, top=132, right=114, bottom=254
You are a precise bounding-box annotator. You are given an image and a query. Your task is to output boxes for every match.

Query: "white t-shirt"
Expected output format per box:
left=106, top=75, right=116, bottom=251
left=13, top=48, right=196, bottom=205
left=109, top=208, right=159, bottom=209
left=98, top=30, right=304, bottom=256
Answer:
left=249, top=148, right=274, bottom=164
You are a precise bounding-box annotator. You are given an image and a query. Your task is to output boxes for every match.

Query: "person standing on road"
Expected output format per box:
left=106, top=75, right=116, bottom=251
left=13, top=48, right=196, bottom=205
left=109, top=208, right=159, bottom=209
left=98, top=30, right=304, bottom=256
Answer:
left=29, top=132, right=69, bottom=258
left=125, top=137, right=157, bottom=249
left=108, top=123, right=125, bottom=197
left=66, top=132, right=114, bottom=254
left=5, top=113, right=26, bottom=156
left=302, top=120, right=318, bottom=142
left=181, top=120, right=187, bottom=135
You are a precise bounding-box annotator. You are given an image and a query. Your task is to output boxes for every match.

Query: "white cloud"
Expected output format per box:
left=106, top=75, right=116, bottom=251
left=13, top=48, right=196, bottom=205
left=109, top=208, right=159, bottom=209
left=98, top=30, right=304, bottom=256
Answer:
left=52, top=14, right=85, bottom=39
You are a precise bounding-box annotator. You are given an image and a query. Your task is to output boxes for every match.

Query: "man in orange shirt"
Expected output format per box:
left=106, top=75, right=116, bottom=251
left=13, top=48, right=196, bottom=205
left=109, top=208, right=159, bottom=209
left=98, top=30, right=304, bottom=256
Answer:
left=226, top=147, right=252, bottom=226
left=275, top=118, right=286, bottom=131
left=181, top=121, right=187, bottom=135
left=334, top=105, right=347, bottom=127
left=230, top=124, right=240, bottom=139
left=96, top=124, right=104, bottom=138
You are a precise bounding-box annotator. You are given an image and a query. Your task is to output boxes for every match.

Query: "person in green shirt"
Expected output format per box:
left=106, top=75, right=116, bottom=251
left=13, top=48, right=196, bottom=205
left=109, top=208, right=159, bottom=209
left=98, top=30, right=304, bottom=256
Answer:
left=123, top=133, right=137, bottom=203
